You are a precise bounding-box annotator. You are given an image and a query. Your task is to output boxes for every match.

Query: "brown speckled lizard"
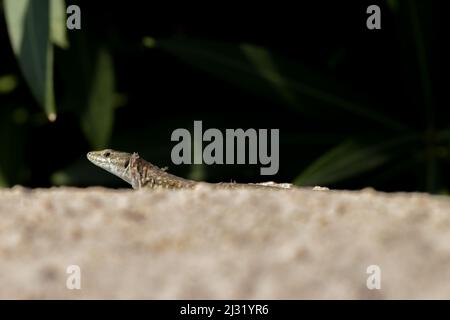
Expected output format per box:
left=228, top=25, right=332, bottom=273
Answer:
left=87, top=149, right=293, bottom=190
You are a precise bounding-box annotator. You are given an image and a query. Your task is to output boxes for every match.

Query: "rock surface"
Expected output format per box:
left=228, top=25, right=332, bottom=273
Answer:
left=1, top=185, right=450, bottom=299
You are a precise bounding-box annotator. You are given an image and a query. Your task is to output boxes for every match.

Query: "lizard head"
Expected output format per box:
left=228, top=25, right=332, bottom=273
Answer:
left=87, top=149, right=133, bottom=185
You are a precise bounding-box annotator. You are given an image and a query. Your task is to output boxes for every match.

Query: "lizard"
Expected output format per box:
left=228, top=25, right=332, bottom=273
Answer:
left=87, top=149, right=294, bottom=190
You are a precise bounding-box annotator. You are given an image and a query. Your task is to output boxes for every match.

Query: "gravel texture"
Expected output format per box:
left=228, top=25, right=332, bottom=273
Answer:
left=1, top=185, right=450, bottom=299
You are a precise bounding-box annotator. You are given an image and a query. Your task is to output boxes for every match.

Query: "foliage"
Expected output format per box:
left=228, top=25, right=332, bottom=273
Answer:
left=0, top=1, right=445, bottom=193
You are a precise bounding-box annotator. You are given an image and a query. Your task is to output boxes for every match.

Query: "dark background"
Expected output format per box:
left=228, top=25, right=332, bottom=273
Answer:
left=0, top=0, right=446, bottom=192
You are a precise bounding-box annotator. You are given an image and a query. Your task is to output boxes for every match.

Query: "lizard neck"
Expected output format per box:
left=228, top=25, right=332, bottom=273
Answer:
left=128, top=153, right=196, bottom=189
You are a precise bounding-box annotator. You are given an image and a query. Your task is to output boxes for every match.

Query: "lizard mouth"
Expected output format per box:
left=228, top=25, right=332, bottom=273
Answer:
left=86, top=151, right=110, bottom=168
left=86, top=152, right=96, bottom=164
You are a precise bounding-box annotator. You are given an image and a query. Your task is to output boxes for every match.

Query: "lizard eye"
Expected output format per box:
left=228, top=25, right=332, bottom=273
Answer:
left=104, top=151, right=111, bottom=157
left=124, top=160, right=129, bottom=168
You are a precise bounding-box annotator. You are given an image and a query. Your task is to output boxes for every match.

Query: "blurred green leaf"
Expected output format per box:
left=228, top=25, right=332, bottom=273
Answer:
left=294, top=135, right=419, bottom=186
left=4, top=0, right=56, bottom=120
left=57, top=29, right=116, bottom=149
left=0, top=172, right=7, bottom=188
left=157, top=38, right=284, bottom=106
left=142, top=36, right=156, bottom=48
left=156, top=38, right=407, bottom=131
left=241, top=44, right=296, bottom=105
left=0, top=74, right=18, bottom=94
left=50, top=0, right=69, bottom=49
left=80, top=48, right=115, bottom=149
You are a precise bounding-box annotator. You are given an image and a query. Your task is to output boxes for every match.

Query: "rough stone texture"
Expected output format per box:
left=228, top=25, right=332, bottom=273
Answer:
left=1, top=185, right=450, bottom=299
